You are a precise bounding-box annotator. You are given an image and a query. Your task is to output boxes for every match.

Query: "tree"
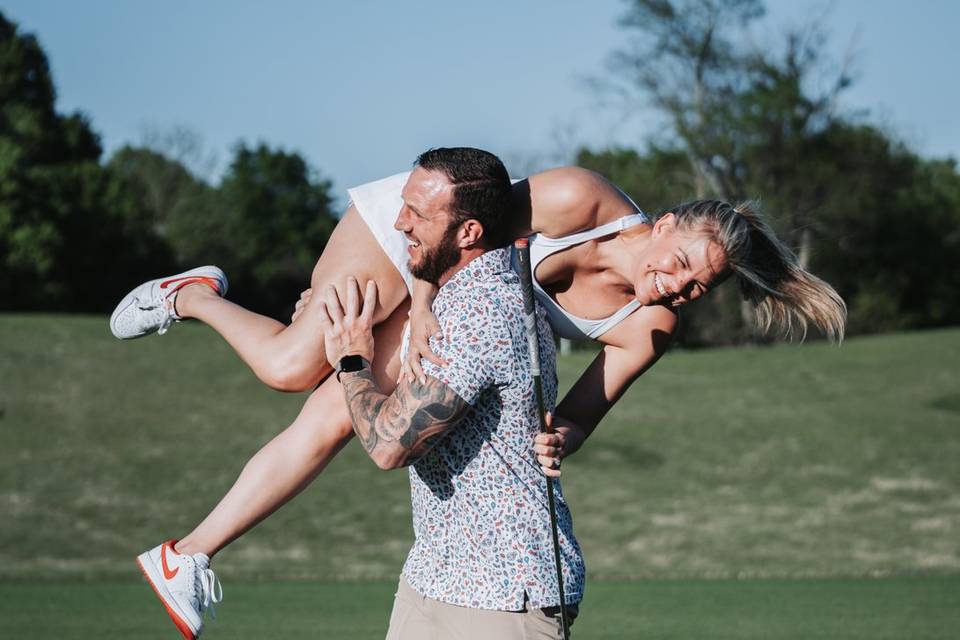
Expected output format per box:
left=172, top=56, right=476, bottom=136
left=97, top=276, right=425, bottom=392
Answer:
left=1, top=12, right=340, bottom=316
left=576, top=145, right=692, bottom=214
left=609, top=0, right=766, bottom=199
left=597, top=0, right=863, bottom=344
left=170, top=142, right=338, bottom=318
left=798, top=123, right=960, bottom=333
left=0, top=12, right=162, bottom=310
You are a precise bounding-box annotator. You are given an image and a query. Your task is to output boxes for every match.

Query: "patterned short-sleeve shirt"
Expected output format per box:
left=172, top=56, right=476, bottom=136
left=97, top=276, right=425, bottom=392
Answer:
left=401, top=247, right=585, bottom=612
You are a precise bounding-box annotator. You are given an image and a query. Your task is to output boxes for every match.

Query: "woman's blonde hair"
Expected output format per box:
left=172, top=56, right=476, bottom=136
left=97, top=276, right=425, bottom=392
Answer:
left=668, top=199, right=847, bottom=341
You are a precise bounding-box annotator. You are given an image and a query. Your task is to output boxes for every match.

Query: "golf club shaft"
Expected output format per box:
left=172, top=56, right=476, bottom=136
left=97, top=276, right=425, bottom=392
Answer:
left=514, top=238, right=570, bottom=640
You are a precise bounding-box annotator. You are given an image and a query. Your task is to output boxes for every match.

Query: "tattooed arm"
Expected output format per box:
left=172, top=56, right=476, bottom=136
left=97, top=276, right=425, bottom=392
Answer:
left=316, top=276, right=470, bottom=468
left=339, top=369, right=470, bottom=470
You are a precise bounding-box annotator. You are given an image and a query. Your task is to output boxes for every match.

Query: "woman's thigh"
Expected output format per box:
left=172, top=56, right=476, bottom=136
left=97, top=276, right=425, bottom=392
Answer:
left=293, top=296, right=410, bottom=442
left=310, top=205, right=410, bottom=326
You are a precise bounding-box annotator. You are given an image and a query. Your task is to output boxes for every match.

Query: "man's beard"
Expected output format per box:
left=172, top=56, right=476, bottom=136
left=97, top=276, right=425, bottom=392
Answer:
left=409, top=222, right=461, bottom=286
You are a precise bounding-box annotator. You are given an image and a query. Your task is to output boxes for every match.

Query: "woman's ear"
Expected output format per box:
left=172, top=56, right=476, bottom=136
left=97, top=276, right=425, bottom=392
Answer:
left=653, top=212, right=676, bottom=236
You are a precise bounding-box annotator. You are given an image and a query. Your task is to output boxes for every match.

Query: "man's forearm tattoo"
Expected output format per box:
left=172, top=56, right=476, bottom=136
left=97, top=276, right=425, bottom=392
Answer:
left=340, top=369, right=468, bottom=465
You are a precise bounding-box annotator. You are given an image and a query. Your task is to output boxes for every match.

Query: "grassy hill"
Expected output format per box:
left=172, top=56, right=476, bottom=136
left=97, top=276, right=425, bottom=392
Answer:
left=1, top=314, right=958, bottom=582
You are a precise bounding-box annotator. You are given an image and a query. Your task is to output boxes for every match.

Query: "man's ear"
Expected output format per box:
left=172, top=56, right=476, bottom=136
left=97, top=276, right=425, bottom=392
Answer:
left=459, top=219, right=485, bottom=247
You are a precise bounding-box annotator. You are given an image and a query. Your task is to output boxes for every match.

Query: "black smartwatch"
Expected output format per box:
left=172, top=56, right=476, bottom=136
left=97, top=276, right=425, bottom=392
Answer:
left=336, top=354, right=369, bottom=381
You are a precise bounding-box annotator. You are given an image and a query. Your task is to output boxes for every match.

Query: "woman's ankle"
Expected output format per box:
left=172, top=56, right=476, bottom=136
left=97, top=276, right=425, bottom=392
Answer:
left=175, top=282, right=218, bottom=318
left=174, top=536, right=215, bottom=558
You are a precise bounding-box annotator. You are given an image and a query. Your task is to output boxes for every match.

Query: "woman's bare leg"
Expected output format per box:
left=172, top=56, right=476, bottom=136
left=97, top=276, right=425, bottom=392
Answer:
left=174, top=297, right=408, bottom=558
left=174, top=205, right=409, bottom=391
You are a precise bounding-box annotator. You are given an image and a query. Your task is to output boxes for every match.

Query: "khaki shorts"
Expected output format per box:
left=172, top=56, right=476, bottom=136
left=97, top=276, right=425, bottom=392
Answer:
left=385, top=578, right=579, bottom=640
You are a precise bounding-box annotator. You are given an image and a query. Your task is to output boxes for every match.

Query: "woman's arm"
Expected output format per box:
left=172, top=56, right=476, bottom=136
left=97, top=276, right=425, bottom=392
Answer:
left=400, top=278, right=443, bottom=383
left=540, top=305, right=678, bottom=470
left=525, top=167, right=636, bottom=238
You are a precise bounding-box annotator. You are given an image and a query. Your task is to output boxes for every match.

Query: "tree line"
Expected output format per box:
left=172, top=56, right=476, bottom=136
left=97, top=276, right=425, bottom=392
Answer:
left=0, top=12, right=336, bottom=319
left=578, top=0, right=960, bottom=345
left=2, top=5, right=958, bottom=344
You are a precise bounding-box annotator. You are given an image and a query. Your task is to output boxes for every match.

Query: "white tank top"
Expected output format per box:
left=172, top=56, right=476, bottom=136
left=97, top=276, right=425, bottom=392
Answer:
left=513, top=211, right=650, bottom=340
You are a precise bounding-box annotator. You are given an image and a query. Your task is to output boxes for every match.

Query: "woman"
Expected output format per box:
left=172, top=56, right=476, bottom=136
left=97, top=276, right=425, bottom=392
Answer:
left=114, top=148, right=845, bottom=637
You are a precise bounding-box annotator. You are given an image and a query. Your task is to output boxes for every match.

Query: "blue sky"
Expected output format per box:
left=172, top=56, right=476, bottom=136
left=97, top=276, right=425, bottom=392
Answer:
left=3, top=0, right=958, bottom=197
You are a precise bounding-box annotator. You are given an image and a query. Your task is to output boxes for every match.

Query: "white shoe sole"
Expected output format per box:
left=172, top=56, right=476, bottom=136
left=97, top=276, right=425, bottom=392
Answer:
left=136, top=551, right=202, bottom=640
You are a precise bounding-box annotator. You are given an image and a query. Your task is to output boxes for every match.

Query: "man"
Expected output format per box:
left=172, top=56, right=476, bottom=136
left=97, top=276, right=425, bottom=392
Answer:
left=318, top=147, right=584, bottom=639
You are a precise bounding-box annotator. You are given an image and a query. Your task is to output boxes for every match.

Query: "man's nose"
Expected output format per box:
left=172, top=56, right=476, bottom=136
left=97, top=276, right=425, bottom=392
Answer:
left=394, top=207, right=410, bottom=231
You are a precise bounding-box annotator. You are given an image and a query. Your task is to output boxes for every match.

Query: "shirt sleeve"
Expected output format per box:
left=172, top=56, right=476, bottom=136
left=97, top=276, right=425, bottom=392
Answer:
left=421, top=292, right=515, bottom=405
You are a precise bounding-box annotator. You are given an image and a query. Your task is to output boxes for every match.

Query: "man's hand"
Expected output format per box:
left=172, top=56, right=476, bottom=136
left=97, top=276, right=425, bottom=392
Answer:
left=318, top=277, right=378, bottom=364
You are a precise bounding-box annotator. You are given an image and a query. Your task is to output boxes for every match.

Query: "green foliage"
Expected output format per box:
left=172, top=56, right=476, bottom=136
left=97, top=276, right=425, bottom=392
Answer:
left=0, top=12, right=337, bottom=317
left=576, top=146, right=692, bottom=214
left=201, top=143, right=337, bottom=316
left=588, top=0, right=960, bottom=343
left=797, top=124, right=960, bottom=333
left=0, top=14, right=174, bottom=310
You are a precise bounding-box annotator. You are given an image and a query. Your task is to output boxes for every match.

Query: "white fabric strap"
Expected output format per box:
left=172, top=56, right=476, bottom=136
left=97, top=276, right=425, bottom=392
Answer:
left=536, top=213, right=648, bottom=247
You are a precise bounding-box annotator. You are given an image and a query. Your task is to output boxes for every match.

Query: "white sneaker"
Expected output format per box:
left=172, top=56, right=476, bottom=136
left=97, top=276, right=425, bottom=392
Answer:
left=110, top=266, right=227, bottom=339
left=136, top=540, right=223, bottom=640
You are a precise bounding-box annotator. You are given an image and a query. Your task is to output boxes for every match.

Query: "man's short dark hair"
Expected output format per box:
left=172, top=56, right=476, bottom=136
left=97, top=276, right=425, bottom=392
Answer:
left=414, top=147, right=512, bottom=248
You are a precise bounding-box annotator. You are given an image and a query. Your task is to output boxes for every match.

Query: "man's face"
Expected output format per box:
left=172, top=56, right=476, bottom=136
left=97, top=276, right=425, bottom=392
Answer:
left=394, top=167, right=463, bottom=285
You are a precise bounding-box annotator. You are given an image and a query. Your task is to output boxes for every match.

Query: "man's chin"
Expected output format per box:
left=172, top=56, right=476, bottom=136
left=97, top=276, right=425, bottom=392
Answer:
left=409, top=262, right=440, bottom=287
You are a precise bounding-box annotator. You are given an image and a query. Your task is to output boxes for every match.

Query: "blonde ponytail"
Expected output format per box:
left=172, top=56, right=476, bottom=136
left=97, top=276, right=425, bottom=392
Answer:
left=670, top=200, right=847, bottom=342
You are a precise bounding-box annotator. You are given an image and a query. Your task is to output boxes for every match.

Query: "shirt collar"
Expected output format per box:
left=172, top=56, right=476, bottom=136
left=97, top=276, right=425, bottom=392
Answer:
left=442, top=247, right=513, bottom=291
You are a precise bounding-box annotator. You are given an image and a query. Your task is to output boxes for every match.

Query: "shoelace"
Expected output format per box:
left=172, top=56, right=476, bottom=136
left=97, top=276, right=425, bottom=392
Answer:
left=157, top=311, right=175, bottom=335
left=135, top=295, right=176, bottom=335
left=197, top=566, right=223, bottom=620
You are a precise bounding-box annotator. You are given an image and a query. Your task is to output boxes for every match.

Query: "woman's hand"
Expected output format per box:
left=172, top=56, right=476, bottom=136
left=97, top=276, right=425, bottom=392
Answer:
left=399, top=304, right=445, bottom=384
left=534, top=413, right=587, bottom=477
left=291, top=288, right=313, bottom=323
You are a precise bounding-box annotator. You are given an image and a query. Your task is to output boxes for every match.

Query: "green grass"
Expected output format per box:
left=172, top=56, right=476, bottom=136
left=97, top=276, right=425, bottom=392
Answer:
left=2, top=578, right=957, bottom=639
left=2, top=315, right=958, bottom=637
left=2, top=314, right=957, bottom=581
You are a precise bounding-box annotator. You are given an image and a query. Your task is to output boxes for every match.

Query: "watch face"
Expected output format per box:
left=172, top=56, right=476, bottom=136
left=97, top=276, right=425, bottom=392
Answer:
left=339, top=354, right=366, bottom=373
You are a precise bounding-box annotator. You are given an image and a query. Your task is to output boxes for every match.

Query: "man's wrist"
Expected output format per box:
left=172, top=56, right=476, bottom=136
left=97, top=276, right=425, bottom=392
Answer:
left=335, top=354, right=371, bottom=381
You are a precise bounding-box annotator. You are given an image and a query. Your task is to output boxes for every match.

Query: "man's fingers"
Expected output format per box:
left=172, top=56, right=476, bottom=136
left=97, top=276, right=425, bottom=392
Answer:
left=316, top=300, right=334, bottom=331
left=324, top=285, right=344, bottom=326
left=360, top=279, right=378, bottom=324
left=344, top=277, right=360, bottom=318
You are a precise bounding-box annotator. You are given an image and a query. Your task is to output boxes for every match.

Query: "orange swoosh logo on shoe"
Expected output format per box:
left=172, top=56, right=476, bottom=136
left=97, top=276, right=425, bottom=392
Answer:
left=160, top=276, right=220, bottom=293
left=161, top=543, right=180, bottom=580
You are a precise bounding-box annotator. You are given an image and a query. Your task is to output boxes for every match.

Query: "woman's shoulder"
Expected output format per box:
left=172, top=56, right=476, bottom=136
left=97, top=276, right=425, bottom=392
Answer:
left=527, top=167, right=639, bottom=237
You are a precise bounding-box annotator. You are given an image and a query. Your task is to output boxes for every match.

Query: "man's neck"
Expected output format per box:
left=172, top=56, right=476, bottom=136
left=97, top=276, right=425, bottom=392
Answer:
left=437, top=247, right=488, bottom=288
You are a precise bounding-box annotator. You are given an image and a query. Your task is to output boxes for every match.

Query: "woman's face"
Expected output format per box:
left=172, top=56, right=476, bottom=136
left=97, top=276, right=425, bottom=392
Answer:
left=633, top=213, right=730, bottom=307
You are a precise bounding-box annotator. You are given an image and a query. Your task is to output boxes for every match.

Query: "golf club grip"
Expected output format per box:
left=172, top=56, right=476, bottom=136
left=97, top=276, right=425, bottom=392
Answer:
left=513, top=239, right=542, bottom=378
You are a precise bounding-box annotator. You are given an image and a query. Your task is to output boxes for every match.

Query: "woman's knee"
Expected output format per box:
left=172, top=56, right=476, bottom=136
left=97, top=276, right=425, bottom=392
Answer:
left=259, top=355, right=325, bottom=392
left=298, top=378, right=355, bottom=439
